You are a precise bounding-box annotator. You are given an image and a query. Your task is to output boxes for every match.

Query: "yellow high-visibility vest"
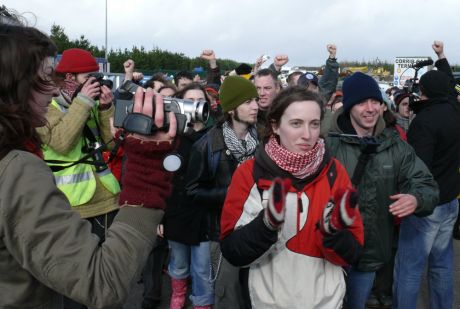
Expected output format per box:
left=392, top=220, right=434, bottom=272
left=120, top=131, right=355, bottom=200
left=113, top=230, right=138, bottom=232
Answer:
left=42, top=100, right=120, bottom=206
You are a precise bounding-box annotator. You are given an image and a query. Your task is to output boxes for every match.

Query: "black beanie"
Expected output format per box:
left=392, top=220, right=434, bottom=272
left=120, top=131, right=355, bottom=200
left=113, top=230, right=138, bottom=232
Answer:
left=235, top=63, right=252, bottom=75
left=419, top=70, right=450, bottom=99
left=342, top=72, right=383, bottom=112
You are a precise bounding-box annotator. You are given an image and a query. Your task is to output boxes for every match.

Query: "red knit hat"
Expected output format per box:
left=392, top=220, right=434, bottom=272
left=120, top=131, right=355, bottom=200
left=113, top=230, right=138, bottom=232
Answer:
left=55, top=48, right=99, bottom=73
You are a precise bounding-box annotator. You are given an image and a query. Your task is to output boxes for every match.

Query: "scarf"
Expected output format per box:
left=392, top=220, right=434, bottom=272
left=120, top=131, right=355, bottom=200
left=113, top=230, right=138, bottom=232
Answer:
left=265, top=136, right=325, bottom=179
left=222, top=121, right=258, bottom=163
left=24, top=140, right=43, bottom=159
left=60, top=79, right=81, bottom=104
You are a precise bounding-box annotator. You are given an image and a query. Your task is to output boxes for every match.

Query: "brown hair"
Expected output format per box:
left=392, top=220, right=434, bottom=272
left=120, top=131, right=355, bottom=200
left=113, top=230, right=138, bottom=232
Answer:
left=263, top=86, right=324, bottom=143
left=174, top=82, right=210, bottom=102
left=0, top=25, right=57, bottom=158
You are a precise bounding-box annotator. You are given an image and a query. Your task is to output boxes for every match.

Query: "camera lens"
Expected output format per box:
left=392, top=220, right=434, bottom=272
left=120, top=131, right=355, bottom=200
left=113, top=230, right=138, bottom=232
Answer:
left=196, top=101, right=209, bottom=123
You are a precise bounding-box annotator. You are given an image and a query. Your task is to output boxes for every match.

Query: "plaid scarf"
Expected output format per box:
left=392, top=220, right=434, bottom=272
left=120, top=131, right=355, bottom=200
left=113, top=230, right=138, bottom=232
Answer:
left=265, top=136, right=325, bottom=179
left=222, top=121, right=258, bottom=163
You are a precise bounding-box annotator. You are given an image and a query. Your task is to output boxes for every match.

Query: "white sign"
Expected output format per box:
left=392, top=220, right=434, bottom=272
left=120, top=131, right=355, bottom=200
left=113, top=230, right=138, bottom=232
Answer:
left=394, top=57, right=432, bottom=88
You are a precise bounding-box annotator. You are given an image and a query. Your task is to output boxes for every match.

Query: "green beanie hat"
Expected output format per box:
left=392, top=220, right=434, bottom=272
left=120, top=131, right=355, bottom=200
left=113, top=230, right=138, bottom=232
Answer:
left=219, top=76, right=258, bottom=112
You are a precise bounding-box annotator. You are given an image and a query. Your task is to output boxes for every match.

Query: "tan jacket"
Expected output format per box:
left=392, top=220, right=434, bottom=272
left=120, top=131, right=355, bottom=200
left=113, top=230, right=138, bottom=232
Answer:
left=0, top=150, right=163, bottom=308
left=37, top=94, right=118, bottom=218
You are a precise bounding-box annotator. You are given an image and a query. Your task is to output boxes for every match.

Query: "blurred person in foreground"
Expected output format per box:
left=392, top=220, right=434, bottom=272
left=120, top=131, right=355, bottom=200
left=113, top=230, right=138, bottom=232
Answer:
left=0, top=9, right=177, bottom=308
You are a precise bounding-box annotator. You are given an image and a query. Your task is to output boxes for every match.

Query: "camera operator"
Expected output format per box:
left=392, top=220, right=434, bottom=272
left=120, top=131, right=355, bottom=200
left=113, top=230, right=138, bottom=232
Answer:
left=36, top=48, right=122, bottom=308
left=0, top=8, right=177, bottom=308
left=393, top=65, right=460, bottom=308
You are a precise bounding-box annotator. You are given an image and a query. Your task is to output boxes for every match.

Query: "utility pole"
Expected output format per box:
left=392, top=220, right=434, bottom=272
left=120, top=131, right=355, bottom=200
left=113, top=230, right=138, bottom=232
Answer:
left=105, top=0, right=108, bottom=72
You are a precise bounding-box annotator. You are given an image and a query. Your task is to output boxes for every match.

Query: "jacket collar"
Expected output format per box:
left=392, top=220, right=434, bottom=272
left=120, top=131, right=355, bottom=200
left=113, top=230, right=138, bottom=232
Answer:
left=330, top=107, right=386, bottom=137
left=329, top=107, right=398, bottom=152
left=409, top=97, right=448, bottom=114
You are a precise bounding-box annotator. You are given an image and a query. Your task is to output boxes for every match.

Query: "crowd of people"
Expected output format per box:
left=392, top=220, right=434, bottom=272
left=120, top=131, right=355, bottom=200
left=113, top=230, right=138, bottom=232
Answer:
left=2, top=5, right=460, bottom=309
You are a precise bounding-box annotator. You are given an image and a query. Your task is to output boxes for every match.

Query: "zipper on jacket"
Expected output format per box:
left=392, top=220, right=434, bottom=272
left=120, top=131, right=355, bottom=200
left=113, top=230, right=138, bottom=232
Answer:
left=297, top=192, right=303, bottom=232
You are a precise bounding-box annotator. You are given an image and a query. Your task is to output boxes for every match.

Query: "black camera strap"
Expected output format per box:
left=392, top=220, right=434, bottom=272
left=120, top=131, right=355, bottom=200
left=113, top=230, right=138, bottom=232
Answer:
left=351, top=142, right=378, bottom=187
left=351, top=152, right=372, bottom=187
left=45, top=131, right=125, bottom=172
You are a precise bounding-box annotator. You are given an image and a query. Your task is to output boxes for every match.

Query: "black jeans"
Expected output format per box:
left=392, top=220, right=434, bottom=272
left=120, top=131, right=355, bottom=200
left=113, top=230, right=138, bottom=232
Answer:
left=63, top=210, right=119, bottom=309
left=141, top=236, right=169, bottom=309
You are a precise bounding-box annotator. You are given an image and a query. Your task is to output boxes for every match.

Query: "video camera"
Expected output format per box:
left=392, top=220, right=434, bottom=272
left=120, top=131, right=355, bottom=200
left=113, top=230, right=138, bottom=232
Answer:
left=404, top=59, right=434, bottom=109
left=114, top=97, right=209, bottom=135
left=328, top=132, right=381, bottom=153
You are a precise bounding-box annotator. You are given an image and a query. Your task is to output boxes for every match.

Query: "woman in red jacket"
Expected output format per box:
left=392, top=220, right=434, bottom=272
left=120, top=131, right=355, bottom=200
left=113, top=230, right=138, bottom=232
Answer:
left=219, top=87, right=364, bottom=308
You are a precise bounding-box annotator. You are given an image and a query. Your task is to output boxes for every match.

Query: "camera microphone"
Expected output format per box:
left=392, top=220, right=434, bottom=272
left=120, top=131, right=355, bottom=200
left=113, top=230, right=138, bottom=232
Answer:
left=411, top=59, right=434, bottom=69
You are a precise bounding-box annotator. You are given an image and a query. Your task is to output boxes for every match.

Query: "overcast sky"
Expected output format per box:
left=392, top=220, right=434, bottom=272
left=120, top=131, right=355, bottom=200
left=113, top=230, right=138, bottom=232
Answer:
left=4, top=0, right=460, bottom=67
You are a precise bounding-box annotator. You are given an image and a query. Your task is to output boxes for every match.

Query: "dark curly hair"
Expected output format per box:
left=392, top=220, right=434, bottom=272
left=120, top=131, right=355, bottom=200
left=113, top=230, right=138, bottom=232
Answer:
left=0, top=24, right=57, bottom=159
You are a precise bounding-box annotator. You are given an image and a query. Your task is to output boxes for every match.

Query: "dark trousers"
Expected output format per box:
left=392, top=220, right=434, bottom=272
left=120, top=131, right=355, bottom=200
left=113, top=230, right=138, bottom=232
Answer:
left=63, top=210, right=119, bottom=309
left=141, top=237, right=169, bottom=309
left=368, top=226, right=399, bottom=306
left=454, top=199, right=460, bottom=238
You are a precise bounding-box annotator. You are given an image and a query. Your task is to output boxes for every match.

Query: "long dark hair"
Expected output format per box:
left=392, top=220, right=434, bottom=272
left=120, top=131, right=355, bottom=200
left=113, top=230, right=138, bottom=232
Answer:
left=264, top=86, right=324, bottom=143
left=0, top=24, right=57, bottom=159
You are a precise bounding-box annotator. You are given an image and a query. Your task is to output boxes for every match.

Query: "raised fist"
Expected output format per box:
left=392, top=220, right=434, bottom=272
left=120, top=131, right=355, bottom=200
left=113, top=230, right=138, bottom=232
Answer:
left=132, top=72, right=144, bottom=82
left=432, top=41, right=444, bottom=58
left=200, top=50, right=216, bottom=61
left=274, top=54, right=289, bottom=70
left=123, top=59, right=135, bottom=74
left=327, top=44, right=337, bottom=58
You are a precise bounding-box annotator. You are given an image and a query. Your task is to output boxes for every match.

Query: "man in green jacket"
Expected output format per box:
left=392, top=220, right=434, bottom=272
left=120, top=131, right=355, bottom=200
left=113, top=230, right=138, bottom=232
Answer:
left=325, top=72, right=439, bottom=309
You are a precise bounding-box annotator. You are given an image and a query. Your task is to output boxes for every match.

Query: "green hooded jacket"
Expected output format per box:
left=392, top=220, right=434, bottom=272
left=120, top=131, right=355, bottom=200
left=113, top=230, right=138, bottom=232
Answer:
left=325, top=108, right=439, bottom=271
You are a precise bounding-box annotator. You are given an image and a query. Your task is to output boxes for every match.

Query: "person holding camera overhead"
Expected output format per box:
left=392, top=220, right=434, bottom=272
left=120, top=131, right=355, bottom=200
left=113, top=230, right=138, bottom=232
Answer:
left=36, top=48, right=121, bottom=309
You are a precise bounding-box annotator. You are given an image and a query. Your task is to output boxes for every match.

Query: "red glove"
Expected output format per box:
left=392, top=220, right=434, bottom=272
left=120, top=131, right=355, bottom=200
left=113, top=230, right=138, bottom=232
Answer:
left=119, top=136, right=174, bottom=209
left=319, top=187, right=359, bottom=235
left=263, top=177, right=292, bottom=230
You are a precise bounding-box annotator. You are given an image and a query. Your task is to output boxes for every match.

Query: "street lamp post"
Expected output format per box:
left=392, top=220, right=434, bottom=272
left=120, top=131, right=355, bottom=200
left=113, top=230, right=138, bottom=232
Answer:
left=104, top=0, right=109, bottom=73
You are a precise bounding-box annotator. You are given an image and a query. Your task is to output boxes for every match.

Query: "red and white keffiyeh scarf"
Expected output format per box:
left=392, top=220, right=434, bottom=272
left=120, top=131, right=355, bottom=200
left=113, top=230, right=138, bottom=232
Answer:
left=60, top=79, right=81, bottom=104
left=265, top=136, right=325, bottom=179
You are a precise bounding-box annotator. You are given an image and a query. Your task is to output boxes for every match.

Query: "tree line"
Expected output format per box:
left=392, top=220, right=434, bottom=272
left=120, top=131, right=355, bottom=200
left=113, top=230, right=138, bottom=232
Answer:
left=49, top=24, right=240, bottom=74
left=51, top=24, right=436, bottom=76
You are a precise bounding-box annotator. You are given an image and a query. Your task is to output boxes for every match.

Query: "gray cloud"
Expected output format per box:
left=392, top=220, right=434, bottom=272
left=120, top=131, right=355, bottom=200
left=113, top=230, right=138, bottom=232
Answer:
left=4, top=0, right=460, bottom=66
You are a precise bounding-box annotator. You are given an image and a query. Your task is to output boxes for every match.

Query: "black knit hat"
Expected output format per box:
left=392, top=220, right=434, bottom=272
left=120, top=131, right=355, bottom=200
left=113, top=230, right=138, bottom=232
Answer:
left=393, top=90, right=411, bottom=106
left=419, top=70, right=450, bottom=99
left=342, top=72, right=383, bottom=112
left=235, top=63, right=252, bottom=75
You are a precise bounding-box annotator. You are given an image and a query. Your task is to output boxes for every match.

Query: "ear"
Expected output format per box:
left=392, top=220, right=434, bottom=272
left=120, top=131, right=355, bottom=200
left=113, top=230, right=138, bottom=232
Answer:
left=271, top=120, right=279, bottom=135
